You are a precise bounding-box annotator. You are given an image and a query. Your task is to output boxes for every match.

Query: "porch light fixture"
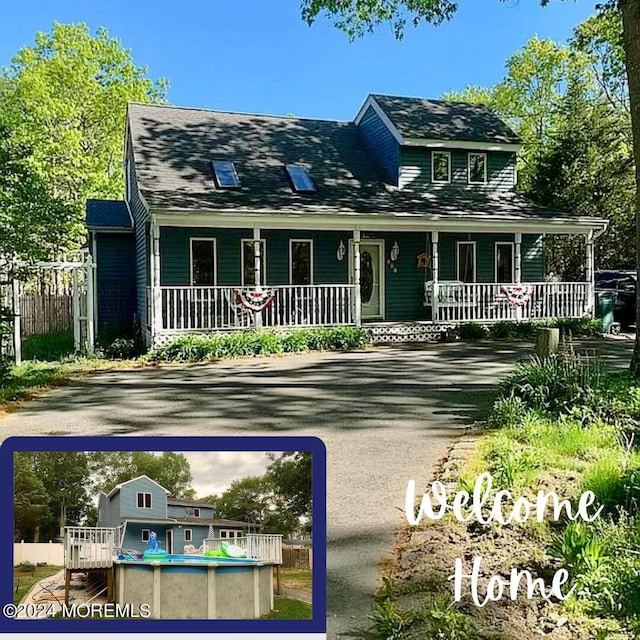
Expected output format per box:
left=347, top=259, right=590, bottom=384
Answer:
left=390, top=242, right=400, bottom=262
left=336, top=240, right=346, bottom=261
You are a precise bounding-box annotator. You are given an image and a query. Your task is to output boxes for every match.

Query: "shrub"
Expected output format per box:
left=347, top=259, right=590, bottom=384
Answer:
left=499, top=352, right=608, bottom=416
left=16, top=560, right=35, bottom=573
left=0, top=355, right=11, bottom=388
left=457, top=322, right=488, bottom=340
left=487, top=394, right=528, bottom=430
left=488, top=321, right=517, bottom=339
left=553, top=317, right=603, bottom=338
left=101, top=337, right=140, bottom=360
left=151, top=327, right=368, bottom=362
left=22, top=331, right=74, bottom=361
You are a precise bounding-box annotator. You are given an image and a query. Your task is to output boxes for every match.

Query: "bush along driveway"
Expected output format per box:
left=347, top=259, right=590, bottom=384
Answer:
left=378, top=345, right=640, bottom=640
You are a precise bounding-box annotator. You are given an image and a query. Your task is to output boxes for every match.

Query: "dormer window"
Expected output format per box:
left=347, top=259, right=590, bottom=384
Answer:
left=468, top=153, right=487, bottom=184
left=194, top=508, right=200, bottom=518
left=432, top=151, right=451, bottom=183
left=137, top=492, right=152, bottom=509
left=285, top=164, right=316, bottom=193
left=212, top=160, right=241, bottom=188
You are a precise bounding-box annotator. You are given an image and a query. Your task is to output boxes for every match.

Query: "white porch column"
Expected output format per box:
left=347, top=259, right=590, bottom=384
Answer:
left=432, top=231, right=439, bottom=322
left=72, top=268, right=81, bottom=351
left=152, top=223, right=162, bottom=339
left=353, top=230, right=361, bottom=326
left=514, top=232, right=522, bottom=284
left=85, top=254, right=95, bottom=353
left=586, top=230, right=595, bottom=315
left=12, top=276, right=21, bottom=366
left=514, top=232, right=523, bottom=322
left=253, top=227, right=262, bottom=328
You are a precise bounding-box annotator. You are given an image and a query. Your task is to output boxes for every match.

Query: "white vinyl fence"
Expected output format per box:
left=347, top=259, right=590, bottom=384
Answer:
left=14, top=541, right=64, bottom=566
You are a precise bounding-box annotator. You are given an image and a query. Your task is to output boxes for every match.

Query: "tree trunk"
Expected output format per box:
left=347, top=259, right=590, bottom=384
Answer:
left=622, top=0, right=640, bottom=374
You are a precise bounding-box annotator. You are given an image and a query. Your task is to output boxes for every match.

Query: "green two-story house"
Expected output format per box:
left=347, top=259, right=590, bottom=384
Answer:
left=87, top=93, right=607, bottom=346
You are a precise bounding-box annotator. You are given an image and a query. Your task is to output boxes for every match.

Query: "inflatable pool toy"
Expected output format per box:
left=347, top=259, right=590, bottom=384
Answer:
left=203, top=549, right=225, bottom=557
left=143, top=531, right=168, bottom=559
left=221, top=543, right=246, bottom=559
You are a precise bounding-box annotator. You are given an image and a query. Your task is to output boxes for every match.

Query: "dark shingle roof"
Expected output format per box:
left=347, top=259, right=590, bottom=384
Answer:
left=167, top=497, right=216, bottom=509
left=127, top=102, right=573, bottom=222
left=86, top=199, right=132, bottom=230
left=371, top=94, right=521, bottom=144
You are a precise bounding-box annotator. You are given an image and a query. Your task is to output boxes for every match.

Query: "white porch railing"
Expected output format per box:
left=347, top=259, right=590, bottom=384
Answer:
left=64, top=526, right=116, bottom=569
left=203, top=534, right=283, bottom=565
left=425, top=282, right=589, bottom=323
left=160, top=285, right=356, bottom=332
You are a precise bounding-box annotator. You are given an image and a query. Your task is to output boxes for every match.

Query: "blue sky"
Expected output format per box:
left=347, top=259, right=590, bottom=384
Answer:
left=0, top=0, right=595, bottom=120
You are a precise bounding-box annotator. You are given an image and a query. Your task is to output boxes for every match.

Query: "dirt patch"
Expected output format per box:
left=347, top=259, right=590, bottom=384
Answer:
left=383, top=434, right=596, bottom=640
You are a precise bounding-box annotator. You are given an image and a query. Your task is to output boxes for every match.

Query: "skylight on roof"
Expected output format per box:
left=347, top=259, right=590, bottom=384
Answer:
left=212, top=160, right=241, bottom=188
left=285, top=164, right=316, bottom=193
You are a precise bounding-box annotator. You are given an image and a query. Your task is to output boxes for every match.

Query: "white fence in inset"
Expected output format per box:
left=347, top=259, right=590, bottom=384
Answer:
left=14, top=541, right=64, bottom=566
left=203, top=534, right=283, bottom=565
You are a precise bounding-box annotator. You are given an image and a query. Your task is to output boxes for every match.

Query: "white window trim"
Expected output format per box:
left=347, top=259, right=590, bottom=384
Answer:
left=184, top=529, right=193, bottom=542
left=137, top=492, right=152, bottom=509
left=142, top=529, right=150, bottom=542
left=125, top=158, right=132, bottom=202
left=468, top=152, right=488, bottom=184
left=241, top=238, right=266, bottom=286
left=495, top=242, right=515, bottom=283
left=289, top=239, right=314, bottom=285
left=219, top=529, right=242, bottom=539
left=456, top=241, right=477, bottom=282
left=193, top=508, right=200, bottom=518
left=190, top=237, right=217, bottom=286
left=431, top=150, right=451, bottom=184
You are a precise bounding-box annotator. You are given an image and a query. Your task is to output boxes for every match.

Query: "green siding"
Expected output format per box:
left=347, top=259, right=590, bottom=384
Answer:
left=438, top=233, right=544, bottom=282
left=365, top=232, right=430, bottom=322
left=400, top=147, right=516, bottom=191
left=95, top=232, right=136, bottom=332
left=160, top=227, right=348, bottom=286
left=357, top=105, right=400, bottom=184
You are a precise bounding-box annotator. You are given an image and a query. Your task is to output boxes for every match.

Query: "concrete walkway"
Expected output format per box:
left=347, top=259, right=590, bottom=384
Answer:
left=2, top=338, right=633, bottom=637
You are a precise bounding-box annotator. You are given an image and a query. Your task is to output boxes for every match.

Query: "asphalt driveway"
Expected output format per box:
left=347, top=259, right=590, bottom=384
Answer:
left=1, top=338, right=634, bottom=637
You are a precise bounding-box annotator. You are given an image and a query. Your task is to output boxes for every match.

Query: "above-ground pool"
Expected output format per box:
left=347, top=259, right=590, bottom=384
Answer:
left=114, top=555, right=275, bottom=619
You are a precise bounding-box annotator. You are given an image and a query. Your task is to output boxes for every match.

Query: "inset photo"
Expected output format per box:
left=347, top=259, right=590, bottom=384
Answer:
left=1, top=436, right=326, bottom=635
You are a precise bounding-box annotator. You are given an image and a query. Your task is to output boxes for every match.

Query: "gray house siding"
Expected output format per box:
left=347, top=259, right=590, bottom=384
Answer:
left=399, top=148, right=516, bottom=191
left=95, top=233, right=136, bottom=333
left=167, top=504, right=215, bottom=519
left=356, top=105, right=400, bottom=184
left=118, top=477, right=168, bottom=521
left=97, top=491, right=121, bottom=528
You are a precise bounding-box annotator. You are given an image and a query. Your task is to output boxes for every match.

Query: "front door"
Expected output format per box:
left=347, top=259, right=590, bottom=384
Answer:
left=352, top=240, right=384, bottom=319
left=166, top=530, right=173, bottom=554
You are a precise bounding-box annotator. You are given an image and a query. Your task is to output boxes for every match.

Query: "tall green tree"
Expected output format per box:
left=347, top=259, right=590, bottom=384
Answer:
left=209, top=475, right=300, bottom=536
left=30, top=452, right=93, bottom=541
left=14, top=452, right=50, bottom=542
left=266, top=452, right=312, bottom=531
left=444, top=37, right=590, bottom=192
left=1, top=22, right=167, bottom=249
left=88, top=451, right=195, bottom=499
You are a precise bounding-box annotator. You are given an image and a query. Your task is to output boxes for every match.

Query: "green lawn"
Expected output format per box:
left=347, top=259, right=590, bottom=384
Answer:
left=280, top=567, right=312, bottom=592
left=14, top=565, right=63, bottom=604
left=263, top=597, right=312, bottom=619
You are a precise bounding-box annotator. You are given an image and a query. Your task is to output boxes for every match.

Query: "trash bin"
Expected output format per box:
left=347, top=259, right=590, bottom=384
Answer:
left=596, top=290, right=616, bottom=333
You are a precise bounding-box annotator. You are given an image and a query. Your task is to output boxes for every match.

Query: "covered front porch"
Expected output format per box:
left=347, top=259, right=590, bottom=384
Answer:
left=146, top=217, right=604, bottom=345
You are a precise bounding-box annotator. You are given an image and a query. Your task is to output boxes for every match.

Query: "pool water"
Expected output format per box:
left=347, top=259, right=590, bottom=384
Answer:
left=118, top=553, right=260, bottom=563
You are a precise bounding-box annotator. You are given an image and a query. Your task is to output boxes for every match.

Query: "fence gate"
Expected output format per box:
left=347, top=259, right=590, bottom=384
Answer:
left=2, top=254, right=95, bottom=365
